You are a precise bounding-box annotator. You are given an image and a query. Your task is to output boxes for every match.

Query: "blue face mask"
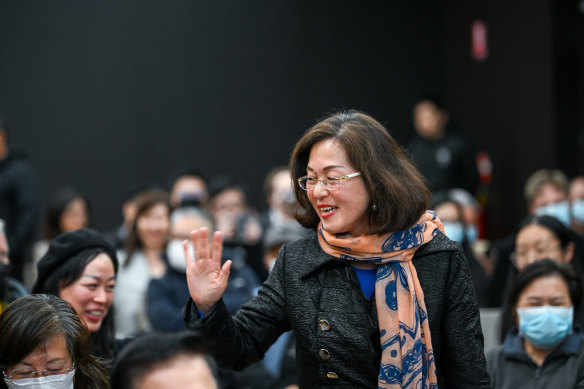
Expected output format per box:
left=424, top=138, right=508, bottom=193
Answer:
left=572, top=199, right=584, bottom=225
left=517, top=305, right=573, bottom=350
left=535, top=201, right=571, bottom=226
left=466, top=224, right=479, bottom=243
left=442, top=222, right=465, bottom=243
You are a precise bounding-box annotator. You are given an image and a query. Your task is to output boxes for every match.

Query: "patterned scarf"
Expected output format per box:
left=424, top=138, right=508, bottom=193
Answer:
left=317, top=210, right=443, bottom=389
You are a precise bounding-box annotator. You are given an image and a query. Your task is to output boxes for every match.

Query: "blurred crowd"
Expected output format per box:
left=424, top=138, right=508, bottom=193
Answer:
left=0, top=98, right=583, bottom=388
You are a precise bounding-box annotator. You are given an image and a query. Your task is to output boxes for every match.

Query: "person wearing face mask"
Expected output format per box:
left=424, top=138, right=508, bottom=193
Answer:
left=486, top=259, right=584, bottom=388
left=487, top=169, right=571, bottom=308
left=0, top=294, right=109, bottom=389
left=148, top=206, right=260, bottom=332
left=496, top=215, right=584, bottom=343
left=433, top=193, right=489, bottom=306
left=570, top=176, right=584, bottom=236
left=0, top=220, right=28, bottom=314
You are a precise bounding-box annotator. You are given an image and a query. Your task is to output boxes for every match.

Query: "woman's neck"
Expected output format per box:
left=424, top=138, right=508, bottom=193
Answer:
left=524, top=339, right=555, bottom=367
left=142, top=248, right=166, bottom=277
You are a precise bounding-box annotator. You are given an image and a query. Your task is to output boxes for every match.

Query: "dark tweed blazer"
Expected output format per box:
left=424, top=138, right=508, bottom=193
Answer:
left=184, top=232, right=490, bottom=388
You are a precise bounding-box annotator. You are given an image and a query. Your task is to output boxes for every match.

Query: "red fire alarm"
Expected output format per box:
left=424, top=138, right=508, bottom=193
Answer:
left=471, top=20, right=488, bottom=61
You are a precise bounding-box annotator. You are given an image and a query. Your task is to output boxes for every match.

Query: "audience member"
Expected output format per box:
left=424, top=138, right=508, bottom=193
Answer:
left=409, top=96, right=479, bottom=194
left=0, top=220, right=28, bottom=314
left=570, top=176, right=584, bottom=235
left=524, top=169, right=569, bottom=215
left=104, top=182, right=161, bottom=250
left=497, top=215, right=583, bottom=342
left=31, top=187, right=90, bottom=273
left=259, top=167, right=305, bottom=236
left=258, top=226, right=304, bottom=389
left=31, top=228, right=122, bottom=362
left=432, top=192, right=489, bottom=305
left=487, top=260, right=584, bottom=388
left=0, top=294, right=110, bottom=389
left=208, top=176, right=266, bottom=281
left=488, top=168, right=571, bottom=307
left=114, top=189, right=170, bottom=338
left=168, top=168, right=209, bottom=208
left=0, top=114, right=38, bottom=282
left=110, top=331, right=219, bottom=389
left=148, top=206, right=259, bottom=332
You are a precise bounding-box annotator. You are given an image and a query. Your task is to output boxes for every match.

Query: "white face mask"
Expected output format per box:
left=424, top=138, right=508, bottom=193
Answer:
left=166, top=239, right=194, bottom=272
left=3, top=370, right=75, bottom=389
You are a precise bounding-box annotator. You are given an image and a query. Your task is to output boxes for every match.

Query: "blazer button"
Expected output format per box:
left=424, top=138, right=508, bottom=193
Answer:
left=319, top=349, right=331, bottom=360
left=326, top=372, right=338, bottom=380
left=319, top=319, right=330, bottom=331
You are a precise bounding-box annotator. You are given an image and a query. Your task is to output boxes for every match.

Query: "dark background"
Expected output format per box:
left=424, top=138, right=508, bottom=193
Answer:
left=0, top=0, right=581, bottom=240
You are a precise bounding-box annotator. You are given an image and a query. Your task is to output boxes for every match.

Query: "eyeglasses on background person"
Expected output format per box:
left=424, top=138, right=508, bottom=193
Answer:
left=3, top=362, right=74, bottom=382
left=297, top=172, right=361, bottom=191
left=510, top=243, right=562, bottom=270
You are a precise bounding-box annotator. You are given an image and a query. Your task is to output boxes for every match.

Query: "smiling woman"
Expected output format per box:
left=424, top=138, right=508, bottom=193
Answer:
left=114, top=189, right=171, bottom=338
left=182, top=110, right=489, bottom=388
left=32, top=228, right=120, bottom=362
left=0, top=294, right=109, bottom=389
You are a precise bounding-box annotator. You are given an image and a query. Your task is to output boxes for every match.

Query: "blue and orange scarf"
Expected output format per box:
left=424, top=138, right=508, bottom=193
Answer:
left=317, top=210, right=443, bottom=389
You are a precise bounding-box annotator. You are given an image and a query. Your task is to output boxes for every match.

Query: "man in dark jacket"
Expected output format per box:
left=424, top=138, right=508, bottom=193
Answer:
left=0, top=115, right=37, bottom=281
left=409, top=97, right=479, bottom=195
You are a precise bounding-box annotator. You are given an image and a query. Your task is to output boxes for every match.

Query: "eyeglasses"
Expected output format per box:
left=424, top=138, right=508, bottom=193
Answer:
left=297, top=172, right=361, bottom=191
left=3, top=363, right=74, bottom=381
left=511, top=244, right=562, bottom=269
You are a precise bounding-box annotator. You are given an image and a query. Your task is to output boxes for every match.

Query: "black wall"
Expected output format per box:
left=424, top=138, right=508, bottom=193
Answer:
left=0, top=1, right=581, bottom=240
left=0, top=1, right=444, bottom=233
left=444, top=0, right=582, bottom=238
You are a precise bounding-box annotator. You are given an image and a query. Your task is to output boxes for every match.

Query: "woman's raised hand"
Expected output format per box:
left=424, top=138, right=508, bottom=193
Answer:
left=183, top=227, right=232, bottom=315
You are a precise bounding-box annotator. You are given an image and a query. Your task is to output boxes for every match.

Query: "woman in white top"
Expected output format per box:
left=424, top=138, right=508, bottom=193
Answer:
left=114, top=189, right=170, bottom=338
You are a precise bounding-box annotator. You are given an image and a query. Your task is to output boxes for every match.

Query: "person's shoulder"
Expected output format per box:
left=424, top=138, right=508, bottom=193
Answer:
left=415, top=232, right=459, bottom=257
left=281, top=232, right=318, bottom=252
left=0, top=150, right=32, bottom=171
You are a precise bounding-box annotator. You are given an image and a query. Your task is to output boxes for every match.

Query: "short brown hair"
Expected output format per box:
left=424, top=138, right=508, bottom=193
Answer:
left=289, top=110, right=430, bottom=234
left=524, top=169, right=569, bottom=208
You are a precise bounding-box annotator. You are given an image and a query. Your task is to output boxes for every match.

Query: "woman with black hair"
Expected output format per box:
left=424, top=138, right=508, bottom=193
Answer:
left=487, top=259, right=584, bottom=388
left=498, top=214, right=582, bottom=342
left=32, top=228, right=121, bottom=363
left=0, top=294, right=110, bottom=389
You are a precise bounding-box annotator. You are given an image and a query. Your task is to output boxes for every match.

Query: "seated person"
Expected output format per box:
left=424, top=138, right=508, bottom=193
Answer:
left=432, top=192, right=489, bottom=305
left=497, top=215, right=583, bottom=342
left=0, top=294, right=109, bottom=389
left=32, top=228, right=122, bottom=362
left=488, top=168, right=570, bottom=307
left=148, top=206, right=260, bottom=332
left=110, top=331, right=219, bottom=389
left=0, top=220, right=27, bottom=314
left=487, top=259, right=584, bottom=388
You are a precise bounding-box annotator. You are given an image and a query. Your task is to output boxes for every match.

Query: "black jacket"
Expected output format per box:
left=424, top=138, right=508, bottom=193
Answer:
left=409, top=131, right=479, bottom=195
left=0, top=150, right=37, bottom=272
left=185, top=232, right=490, bottom=388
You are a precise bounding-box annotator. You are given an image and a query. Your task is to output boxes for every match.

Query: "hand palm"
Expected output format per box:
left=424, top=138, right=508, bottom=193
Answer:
left=183, top=227, right=232, bottom=314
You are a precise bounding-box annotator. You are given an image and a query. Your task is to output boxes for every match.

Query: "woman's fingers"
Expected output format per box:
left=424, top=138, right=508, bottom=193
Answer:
left=182, top=239, right=193, bottom=268
left=211, top=231, right=223, bottom=263
left=198, top=227, right=209, bottom=260
left=189, top=227, right=223, bottom=266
